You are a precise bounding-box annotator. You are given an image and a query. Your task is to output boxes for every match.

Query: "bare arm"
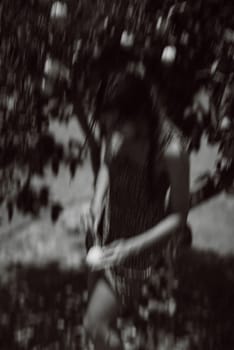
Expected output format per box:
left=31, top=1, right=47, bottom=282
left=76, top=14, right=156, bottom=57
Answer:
left=90, top=138, right=109, bottom=230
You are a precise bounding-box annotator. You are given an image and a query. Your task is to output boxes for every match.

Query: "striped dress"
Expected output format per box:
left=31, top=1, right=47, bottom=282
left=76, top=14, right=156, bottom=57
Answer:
left=101, top=119, right=187, bottom=306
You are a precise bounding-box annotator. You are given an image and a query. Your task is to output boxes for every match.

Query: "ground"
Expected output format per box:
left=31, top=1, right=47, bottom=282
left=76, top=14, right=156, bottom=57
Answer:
left=0, top=119, right=234, bottom=349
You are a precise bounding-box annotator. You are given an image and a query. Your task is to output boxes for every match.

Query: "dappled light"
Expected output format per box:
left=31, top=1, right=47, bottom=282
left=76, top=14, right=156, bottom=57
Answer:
left=1, top=0, right=234, bottom=349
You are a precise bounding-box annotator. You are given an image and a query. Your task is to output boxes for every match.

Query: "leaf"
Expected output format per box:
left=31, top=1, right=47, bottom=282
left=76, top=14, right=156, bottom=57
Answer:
left=51, top=156, right=60, bottom=176
left=51, top=202, right=63, bottom=223
left=69, top=159, right=77, bottom=179
left=39, top=186, right=49, bottom=206
left=7, top=200, right=14, bottom=222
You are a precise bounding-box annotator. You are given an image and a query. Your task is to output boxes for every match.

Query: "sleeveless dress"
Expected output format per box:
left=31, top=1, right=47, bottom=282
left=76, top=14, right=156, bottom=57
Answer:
left=100, top=119, right=188, bottom=306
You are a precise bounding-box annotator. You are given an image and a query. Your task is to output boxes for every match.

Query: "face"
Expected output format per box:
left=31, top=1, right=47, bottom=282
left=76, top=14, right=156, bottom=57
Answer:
left=102, top=111, right=149, bottom=141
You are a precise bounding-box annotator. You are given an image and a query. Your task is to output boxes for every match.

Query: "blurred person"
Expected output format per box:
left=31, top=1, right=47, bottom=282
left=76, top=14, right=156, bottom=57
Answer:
left=82, top=72, right=190, bottom=350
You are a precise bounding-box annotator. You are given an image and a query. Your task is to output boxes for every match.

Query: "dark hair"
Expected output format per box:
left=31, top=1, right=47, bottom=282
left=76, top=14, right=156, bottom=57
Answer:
left=101, top=72, right=161, bottom=201
left=102, top=73, right=152, bottom=119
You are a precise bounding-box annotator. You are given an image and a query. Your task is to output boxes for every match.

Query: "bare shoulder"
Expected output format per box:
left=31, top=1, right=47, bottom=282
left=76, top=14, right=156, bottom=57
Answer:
left=160, top=120, right=189, bottom=171
left=164, top=137, right=189, bottom=162
left=163, top=142, right=189, bottom=181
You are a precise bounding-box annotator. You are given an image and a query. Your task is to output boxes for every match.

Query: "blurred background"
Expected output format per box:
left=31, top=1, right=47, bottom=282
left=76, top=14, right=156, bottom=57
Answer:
left=0, top=0, right=234, bottom=349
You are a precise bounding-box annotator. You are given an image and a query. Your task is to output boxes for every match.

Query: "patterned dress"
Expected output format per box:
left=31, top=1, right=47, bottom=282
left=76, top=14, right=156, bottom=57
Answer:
left=100, top=119, right=188, bottom=306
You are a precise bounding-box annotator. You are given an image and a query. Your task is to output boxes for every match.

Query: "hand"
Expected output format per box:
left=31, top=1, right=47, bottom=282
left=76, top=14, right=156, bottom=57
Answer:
left=94, top=239, right=132, bottom=270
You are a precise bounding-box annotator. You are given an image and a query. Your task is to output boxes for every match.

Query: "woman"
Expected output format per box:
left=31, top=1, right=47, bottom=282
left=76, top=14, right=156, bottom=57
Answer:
left=82, top=72, right=190, bottom=350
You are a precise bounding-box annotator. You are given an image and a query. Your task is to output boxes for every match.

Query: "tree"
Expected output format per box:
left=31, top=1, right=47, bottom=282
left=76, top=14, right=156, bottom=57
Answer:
left=1, top=0, right=234, bottom=219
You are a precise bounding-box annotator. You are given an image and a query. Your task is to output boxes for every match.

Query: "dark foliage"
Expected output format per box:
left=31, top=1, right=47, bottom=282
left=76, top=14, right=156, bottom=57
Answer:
left=0, top=249, right=234, bottom=349
left=1, top=0, right=234, bottom=218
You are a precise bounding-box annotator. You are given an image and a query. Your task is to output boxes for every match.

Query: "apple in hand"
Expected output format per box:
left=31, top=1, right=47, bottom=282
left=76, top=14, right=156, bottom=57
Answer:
left=86, top=246, right=103, bottom=269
